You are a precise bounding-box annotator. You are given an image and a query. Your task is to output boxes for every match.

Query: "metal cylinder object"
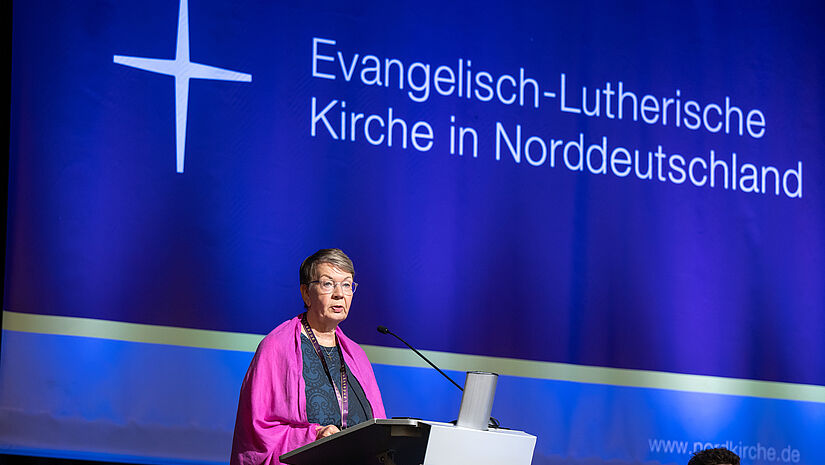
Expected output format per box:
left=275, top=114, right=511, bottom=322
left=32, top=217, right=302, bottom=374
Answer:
left=456, top=371, right=498, bottom=430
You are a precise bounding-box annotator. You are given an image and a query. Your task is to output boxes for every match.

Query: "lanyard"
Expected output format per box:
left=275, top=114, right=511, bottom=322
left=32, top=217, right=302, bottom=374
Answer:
left=301, top=312, right=349, bottom=429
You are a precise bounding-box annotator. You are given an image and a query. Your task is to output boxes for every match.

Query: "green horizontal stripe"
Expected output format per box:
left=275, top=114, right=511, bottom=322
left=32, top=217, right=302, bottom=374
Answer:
left=4, top=310, right=824, bottom=404
left=2, top=310, right=263, bottom=352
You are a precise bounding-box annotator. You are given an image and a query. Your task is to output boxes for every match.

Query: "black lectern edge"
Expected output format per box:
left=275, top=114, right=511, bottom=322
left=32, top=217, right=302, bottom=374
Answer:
left=279, top=418, right=422, bottom=462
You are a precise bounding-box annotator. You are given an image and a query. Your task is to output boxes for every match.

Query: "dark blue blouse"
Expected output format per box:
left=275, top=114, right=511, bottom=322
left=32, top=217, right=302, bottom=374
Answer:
left=301, top=333, right=372, bottom=429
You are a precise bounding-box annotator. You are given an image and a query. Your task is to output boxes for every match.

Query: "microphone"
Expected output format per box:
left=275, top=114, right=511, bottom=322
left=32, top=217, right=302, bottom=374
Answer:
left=378, top=325, right=503, bottom=429
left=377, top=325, right=464, bottom=392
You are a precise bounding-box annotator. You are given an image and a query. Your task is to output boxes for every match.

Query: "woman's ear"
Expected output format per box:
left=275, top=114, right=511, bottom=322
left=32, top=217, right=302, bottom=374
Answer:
left=300, top=284, right=310, bottom=308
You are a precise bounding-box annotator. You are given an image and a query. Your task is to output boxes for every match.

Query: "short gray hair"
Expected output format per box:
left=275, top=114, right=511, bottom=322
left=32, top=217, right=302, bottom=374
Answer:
left=299, top=248, right=355, bottom=285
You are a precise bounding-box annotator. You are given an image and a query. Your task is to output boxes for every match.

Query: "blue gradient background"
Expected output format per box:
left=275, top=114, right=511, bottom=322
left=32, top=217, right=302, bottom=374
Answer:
left=2, top=331, right=823, bottom=464
left=3, top=0, right=825, bottom=464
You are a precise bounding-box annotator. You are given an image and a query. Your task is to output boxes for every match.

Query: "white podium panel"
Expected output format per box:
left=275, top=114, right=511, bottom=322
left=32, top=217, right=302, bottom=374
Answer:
left=422, top=421, right=536, bottom=465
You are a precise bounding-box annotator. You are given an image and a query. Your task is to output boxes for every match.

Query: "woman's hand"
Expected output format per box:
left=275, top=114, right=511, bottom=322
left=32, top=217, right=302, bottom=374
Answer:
left=315, top=424, right=340, bottom=440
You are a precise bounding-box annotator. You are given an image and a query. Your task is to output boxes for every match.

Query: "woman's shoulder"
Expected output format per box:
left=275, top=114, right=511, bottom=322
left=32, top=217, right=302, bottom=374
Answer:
left=335, top=326, right=368, bottom=358
left=256, top=315, right=302, bottom=355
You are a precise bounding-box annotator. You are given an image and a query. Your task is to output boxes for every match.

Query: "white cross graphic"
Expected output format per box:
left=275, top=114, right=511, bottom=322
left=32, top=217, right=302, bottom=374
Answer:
left=114, top=0, right=252, bottom=173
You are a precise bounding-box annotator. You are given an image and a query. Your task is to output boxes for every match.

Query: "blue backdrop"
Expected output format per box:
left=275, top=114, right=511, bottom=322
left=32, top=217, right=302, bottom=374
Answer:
left=2, top=1, right=824, bottom=464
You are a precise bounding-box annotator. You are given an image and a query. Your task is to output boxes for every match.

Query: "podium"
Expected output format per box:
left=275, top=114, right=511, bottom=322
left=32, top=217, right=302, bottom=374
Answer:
left=279, top=418, right=536, bottom=465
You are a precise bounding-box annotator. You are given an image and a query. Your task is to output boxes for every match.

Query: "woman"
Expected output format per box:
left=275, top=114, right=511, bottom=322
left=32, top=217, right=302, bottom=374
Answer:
left=230, top=249, right=386, bottom=465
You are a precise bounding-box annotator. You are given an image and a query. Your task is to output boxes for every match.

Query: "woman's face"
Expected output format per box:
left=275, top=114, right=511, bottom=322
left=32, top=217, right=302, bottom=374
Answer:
left=301, top=262, right=353, bottom=329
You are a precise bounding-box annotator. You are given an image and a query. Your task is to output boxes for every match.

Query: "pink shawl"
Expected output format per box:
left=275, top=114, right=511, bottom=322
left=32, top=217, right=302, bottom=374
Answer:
left=230, top=315, right=386, bottom=465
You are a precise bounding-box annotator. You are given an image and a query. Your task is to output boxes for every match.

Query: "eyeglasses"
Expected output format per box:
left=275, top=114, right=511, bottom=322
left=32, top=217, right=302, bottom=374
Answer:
left=308, top=279, right=358, bottom=295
